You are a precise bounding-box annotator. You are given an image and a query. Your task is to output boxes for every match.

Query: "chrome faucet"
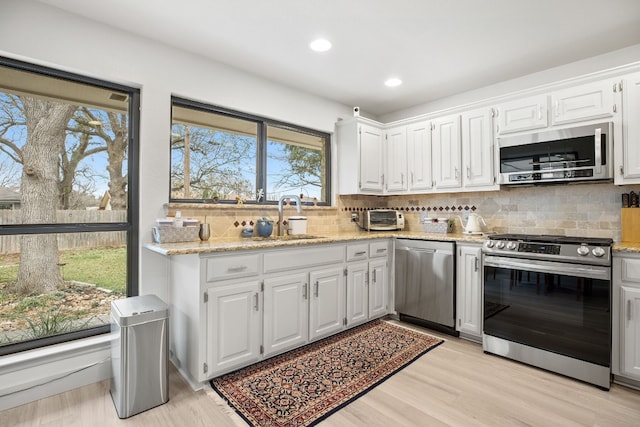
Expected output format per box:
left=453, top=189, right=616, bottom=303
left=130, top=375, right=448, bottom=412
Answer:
left=277, top=194, right=302, bottom=236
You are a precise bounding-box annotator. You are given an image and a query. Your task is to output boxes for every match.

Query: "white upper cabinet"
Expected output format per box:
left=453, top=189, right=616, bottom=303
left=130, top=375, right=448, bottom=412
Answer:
left=336, top=118, right=385, bottom=194
left=494, top=94, right=548, bottom=135
left=461, top=108, right=497, bottom=190
left=385, top=126, right=408, bottom=192
left=359, top=124, right=385, bottom=192
left=432, top=114, right=462, bottom=190
left=550, top=80, right=616, bottom=126
left=407, top=121, right=433, bottom=192
left=617, top=72, right=640, bottom=184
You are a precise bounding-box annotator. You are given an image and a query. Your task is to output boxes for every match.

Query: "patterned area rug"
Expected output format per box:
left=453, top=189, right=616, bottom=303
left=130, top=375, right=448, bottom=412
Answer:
left=210, top=319, right=443, bottom=427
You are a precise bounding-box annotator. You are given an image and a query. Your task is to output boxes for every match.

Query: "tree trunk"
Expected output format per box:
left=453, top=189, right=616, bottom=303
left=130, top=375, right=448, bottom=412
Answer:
left=106, top=112, right=128, bottom=210
left=15, top=96, right=76, bottom=295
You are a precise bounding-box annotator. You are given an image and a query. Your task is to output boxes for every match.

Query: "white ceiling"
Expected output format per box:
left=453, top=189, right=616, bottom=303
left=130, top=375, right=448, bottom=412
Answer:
left=37, top=0, right=640, bottom=117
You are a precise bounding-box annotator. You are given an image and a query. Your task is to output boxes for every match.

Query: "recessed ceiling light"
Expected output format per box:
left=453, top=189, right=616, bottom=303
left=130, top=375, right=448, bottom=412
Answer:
left=309, top=38, right=332, bottom=52
left=384, top=78, right=403, bottom=87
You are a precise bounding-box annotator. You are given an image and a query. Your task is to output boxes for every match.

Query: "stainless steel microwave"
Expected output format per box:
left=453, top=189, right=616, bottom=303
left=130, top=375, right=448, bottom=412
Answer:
left=361, top=209, right=405, bottom=231
left=498, top=122, right=613, bottom=185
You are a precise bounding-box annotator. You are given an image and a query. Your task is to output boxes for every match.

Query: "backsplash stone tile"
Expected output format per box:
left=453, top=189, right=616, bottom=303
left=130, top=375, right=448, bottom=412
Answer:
left=165, top=183, right=640, bottom=242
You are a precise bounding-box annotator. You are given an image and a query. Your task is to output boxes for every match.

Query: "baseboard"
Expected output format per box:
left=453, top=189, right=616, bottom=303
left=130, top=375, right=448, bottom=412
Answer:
left=0, top=334, right=111, bottom=411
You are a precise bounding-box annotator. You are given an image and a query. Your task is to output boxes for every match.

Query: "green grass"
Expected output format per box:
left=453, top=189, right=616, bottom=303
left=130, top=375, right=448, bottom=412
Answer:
left=0, top=247, right=126, bottom=293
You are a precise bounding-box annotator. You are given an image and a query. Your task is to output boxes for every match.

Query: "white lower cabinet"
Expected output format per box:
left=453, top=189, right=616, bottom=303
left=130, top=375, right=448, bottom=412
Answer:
left=165, top=239, right=392, bottom=387
left=205, top=280, right=262, bottom=375
left=455, top=243, right=483, bottom=341
left=309, top=266, right=345, bottom=340
left=345, top=240, right=390, bottom=327
left=263, top=272, right=309, bottom=357
left=613, top=254, right=640, bottom=383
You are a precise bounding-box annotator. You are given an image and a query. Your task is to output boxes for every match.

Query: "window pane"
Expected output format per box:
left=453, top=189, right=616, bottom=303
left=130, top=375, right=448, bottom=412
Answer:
left=171, top=105, right=257, bottom=201
left=266, top=125, right=327, bottom=203
left=0, top=65, right=130, bottom=223
left=0, top=232, right=127, bottom=349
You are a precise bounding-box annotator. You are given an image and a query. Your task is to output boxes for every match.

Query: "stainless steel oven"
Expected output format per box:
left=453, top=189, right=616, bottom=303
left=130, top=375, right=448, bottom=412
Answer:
left=482, top=234, right=612, bottom=389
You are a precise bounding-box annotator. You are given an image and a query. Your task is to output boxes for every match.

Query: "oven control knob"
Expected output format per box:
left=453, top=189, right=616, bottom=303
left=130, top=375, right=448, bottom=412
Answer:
left=506, top=242, right=517, bottom=250
left=496, top=241, right=505, bottom=249
left=485, top=240, right=495, bottom=248
left=592, top=247, right=606, bottom=257
left=577, top=245, right=590, bottom=256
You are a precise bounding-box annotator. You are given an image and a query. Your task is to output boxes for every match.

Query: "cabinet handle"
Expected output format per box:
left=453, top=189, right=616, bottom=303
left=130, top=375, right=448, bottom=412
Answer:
left=372, top=269, right=377, bottom=283
left=227, top=265, right=248, bottom=272
left=466, top=166, right=470, bottom=179
left=253, top=293, right=259, bottom=311
left=538, top=105, right=543, bottom=120
left=620, top=165, right=624, bottom=176
left=474, top=256, right=479, bottom=272
left=303, top=283, right=308, bottom=300
left=401, top=173, right=404, bottom=185
left=411, top=171, right=414, bottom=185
left=355, top=251, right=367, bottom=256
left=376, top=248, right=386, bottom=253
left=628, top=300, right=633, bottom=321
left=314, top=281, right=319, bottom=298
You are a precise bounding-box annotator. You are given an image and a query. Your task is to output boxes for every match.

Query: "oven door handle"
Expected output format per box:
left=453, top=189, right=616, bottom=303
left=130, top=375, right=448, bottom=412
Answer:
left=483, top=255, right=610, bottom=280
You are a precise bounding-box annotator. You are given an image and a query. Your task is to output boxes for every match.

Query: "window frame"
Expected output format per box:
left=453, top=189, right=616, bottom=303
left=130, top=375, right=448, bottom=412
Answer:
left=0, top=56, right=139, bottom=356
left=170, top=96, right=331, bottom=205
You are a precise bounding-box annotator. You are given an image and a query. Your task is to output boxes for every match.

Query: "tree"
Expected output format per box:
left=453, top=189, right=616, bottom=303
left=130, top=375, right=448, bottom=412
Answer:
left=269, top=142, right=324, bottom=199
left=15, top=96, right=76, bottom=294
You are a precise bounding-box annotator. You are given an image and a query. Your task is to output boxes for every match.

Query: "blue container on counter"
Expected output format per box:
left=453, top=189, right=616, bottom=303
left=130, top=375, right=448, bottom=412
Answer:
left=256, top=219, right=274, bottom=237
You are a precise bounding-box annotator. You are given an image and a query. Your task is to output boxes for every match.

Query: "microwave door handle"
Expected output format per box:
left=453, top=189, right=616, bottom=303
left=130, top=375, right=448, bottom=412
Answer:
left=594, top=127, right=602, bottom=174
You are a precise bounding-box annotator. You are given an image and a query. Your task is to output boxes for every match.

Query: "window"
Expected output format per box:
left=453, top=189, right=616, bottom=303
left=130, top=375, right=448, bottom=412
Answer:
left=0, top=58, right=139, bottom=355
left=171, top=97, right=330, bottom=204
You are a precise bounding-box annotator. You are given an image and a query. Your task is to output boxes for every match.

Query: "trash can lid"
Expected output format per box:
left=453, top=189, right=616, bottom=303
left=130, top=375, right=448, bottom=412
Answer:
left=111, top=294, right=168, bottom=326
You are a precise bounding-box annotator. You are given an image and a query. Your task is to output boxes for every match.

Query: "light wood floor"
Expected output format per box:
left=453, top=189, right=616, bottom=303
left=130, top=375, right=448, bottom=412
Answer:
left=2, top=321, right=640, bottom=427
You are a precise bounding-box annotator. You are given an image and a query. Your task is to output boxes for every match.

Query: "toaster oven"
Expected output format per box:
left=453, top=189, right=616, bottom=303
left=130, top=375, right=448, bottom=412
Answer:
left=361, top=209, right=405, bottom=231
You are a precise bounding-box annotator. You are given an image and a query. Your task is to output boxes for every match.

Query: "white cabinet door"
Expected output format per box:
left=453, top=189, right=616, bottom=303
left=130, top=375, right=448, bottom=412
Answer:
left=550, top=80, right=616, bottom=125
left=618, top=72, right=640, bottom=184
left=368, top=258, right=388, bottom=319
left=495, top=95, right=548, bottom=135
left=385, top=126, right=408, bottom=192
left=206, top=280, right=261, bottom=375
left=309, top=266, right=345, bottom=341
left=461, top=108, right=496, bottom=190
left=263, top=273, right=309, bottom=357
left=407, top=121, right=433, bottom=192
left=621, top=286, right=640, bottom=380
left=432, top=115, right=462, bottom=190
left=346, top=261, right=369, bottom=327
left=359, top=123, right=385, bottom=192
left=456, top=244, right=482, bottom=340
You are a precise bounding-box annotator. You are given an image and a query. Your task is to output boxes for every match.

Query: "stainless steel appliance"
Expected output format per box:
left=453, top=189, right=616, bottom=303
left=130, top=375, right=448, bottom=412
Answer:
left=361, top=209, right=405, bottom=231
left=482, top=234, right=612, bottom=389
left=395, top=239, right=456, bottom=335
left=498, top=122, right=613, bottom=185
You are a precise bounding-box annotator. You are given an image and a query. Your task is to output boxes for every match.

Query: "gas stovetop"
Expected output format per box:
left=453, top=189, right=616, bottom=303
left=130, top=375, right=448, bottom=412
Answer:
left=484, top=233, right=613, bottom=266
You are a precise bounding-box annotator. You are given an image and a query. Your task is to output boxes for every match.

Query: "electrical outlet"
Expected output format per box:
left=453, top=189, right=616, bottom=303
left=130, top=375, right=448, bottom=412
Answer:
left=351, top=213, right=359, bottom=222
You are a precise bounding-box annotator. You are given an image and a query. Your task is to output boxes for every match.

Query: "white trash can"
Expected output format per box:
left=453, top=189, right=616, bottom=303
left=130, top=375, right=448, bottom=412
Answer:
left=110, top=294, right=169, bottom=418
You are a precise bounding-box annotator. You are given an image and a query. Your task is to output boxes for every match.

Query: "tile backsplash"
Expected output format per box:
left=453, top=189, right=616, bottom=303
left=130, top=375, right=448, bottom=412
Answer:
left=166, top=182, right=640, bottom=242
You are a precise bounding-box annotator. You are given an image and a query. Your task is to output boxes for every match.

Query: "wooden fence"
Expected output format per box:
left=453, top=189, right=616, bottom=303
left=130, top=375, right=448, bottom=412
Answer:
left=0, top=210, right=127, bottom=254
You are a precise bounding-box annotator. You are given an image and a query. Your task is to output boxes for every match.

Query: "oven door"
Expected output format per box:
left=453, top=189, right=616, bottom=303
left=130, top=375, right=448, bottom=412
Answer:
left=483, top=255, right=611, bottom=367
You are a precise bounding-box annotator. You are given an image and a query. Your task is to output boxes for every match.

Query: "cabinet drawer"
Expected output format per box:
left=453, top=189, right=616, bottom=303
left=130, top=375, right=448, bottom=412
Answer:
left=369, top=241, right=390, bottom=258
left=620, top=257, right=640, bottom=285
left=264, top=245, right=345, bottom=274
left=346, top=243, right=369, bottom=261
left=204, top=253, right=260, bottom=282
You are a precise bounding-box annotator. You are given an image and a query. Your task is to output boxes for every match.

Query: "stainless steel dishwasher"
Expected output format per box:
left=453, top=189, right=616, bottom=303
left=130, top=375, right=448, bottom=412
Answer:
left=395, top=239, right=457, bottom=335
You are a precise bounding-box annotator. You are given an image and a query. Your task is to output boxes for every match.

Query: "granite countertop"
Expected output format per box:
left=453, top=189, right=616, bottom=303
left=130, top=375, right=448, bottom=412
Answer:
left=613, top=242, right=640, bottom=254
left=143, top=231, right=487, bottom=256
